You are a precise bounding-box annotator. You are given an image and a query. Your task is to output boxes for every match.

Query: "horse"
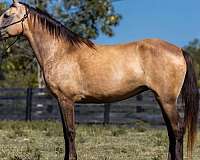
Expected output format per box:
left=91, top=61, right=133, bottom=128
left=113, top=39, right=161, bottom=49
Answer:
left=0, top=1, right=199, bottom=160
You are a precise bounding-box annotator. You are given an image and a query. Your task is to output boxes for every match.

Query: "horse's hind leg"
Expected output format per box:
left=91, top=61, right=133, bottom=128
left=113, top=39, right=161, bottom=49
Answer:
left=155, top=96, right=185, bottom=160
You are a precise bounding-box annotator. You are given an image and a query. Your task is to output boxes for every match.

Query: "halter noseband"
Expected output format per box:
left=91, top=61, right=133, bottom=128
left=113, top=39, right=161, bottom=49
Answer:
left=0, top=8, right=30, bottom=52
left=0, top=8, right=29, bottom=32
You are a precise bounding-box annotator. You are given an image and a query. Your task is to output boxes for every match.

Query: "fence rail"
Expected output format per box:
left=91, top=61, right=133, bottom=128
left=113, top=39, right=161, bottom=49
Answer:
left=0, top=88, right=196, bottom=125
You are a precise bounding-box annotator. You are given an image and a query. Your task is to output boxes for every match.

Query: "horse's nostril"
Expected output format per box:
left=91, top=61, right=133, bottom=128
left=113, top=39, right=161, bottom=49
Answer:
left=3, top=14, right=10, bottom=19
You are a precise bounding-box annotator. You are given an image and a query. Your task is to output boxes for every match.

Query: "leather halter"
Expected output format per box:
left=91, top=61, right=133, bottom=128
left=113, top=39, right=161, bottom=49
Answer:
left=0, top=8, right=29, bottom=32
left=0, top=8, right=30, bottom=51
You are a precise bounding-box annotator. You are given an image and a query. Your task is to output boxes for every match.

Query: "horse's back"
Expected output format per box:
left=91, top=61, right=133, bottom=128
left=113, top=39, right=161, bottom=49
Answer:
left=138, top=39, right=182, bottom=55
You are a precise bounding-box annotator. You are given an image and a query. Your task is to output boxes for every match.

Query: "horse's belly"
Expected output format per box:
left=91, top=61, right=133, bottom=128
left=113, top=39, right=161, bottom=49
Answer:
left=78, top=85, right=148, bottom=103
left=76, top=73, right=147, bottom=103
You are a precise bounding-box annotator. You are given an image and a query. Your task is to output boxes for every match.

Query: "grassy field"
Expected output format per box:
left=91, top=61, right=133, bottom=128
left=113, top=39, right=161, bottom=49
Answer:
left=0, top=121, right=199, bottom=160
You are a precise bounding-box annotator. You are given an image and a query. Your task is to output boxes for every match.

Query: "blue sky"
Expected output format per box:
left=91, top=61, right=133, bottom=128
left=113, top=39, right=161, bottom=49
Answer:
left=4, top=0, right=200, bottom=47
left=96, top=0, right=200, bottom=47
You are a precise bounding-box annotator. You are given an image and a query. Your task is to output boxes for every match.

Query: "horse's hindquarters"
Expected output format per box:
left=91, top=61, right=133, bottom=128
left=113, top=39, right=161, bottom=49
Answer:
left=138, top=39, right=187, bottom=99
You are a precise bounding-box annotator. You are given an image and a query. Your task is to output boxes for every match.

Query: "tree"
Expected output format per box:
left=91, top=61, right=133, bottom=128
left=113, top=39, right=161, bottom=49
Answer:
left=184, top=38, right=200, bottom=86
left=52, top=0, right=121, bottom=38
left=0, top=0, right=121, bottom=87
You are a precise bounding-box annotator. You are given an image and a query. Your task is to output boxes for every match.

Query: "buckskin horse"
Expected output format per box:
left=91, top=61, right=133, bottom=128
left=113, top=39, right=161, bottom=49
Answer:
left=0, top=1, right=199, bottom=160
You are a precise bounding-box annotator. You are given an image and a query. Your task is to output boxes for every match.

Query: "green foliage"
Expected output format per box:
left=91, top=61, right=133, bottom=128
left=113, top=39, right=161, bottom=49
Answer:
left=184, top=38, right=200, bottom=86
left=0, top=3, right=6, bottom=14
left=0, top=38, right=38, bottom=87
left=0, top=0, right=121, bottom=87
left=52, top=0, right=121, bottom=38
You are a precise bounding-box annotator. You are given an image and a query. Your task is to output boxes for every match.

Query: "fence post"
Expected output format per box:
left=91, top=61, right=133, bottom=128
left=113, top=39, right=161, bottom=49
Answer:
left=104, top=103, right=110, bottom=125
left=26, top=87, right=32, bottom=121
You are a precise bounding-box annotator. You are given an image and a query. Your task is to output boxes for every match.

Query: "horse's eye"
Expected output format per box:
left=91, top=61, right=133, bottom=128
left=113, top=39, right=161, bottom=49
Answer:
left=3, top=13, right=10, bottom=19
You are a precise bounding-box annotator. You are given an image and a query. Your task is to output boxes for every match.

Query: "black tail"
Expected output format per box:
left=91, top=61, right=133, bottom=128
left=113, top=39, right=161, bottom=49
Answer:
left=181, top=49, right=199, bottom=159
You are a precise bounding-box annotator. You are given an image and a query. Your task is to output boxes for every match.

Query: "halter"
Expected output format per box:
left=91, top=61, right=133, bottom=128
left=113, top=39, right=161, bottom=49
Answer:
left=0, top=8, right=29, bottom=31
left=0, top=8, right=29, bottom=52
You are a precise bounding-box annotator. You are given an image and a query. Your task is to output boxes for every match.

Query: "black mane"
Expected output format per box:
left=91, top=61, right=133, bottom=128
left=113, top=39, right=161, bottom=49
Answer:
left=20, top=2, right=94, bottom=48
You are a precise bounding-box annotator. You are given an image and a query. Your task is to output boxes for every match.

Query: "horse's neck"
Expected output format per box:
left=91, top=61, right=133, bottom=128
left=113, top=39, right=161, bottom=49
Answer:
left=24, top=25, right=69, bottom=69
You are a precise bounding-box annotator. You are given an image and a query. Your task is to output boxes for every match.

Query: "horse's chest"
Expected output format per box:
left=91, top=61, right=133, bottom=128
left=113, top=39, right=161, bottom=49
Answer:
left=43, top=60, right=62, bottom=88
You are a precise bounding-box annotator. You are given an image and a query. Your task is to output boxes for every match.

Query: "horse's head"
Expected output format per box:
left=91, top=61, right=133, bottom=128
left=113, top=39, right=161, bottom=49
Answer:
left=0, top=0, right=28, bottom=40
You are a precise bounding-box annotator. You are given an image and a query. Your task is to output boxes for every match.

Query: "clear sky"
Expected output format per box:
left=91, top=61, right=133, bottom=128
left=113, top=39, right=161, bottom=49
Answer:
left=4, top=0, right=200, bottom=47
left=96, top=0, right=200, bottom=47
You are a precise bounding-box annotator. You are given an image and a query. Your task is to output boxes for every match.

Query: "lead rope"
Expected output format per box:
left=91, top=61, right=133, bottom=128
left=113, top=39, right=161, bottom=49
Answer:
left=2, top=36, right=20, bottom=56
left=0, top=36, right=20, bottom=80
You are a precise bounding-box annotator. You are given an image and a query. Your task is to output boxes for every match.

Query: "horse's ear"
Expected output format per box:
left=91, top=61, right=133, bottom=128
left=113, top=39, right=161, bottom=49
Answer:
left=13, top=0, right=18, bottom=3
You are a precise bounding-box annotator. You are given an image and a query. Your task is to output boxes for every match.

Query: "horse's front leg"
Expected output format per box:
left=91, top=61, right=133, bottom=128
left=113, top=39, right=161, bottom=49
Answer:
left=58, top=96, right=77, bottom=160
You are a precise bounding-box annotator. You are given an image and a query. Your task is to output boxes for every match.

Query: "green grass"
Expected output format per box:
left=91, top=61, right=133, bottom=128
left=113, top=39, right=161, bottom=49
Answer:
left=0, top=121, right=199, bottom=160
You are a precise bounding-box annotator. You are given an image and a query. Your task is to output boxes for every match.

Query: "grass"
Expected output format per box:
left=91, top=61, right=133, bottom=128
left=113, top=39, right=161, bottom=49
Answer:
left=0, top=121, right=199, bottom=160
